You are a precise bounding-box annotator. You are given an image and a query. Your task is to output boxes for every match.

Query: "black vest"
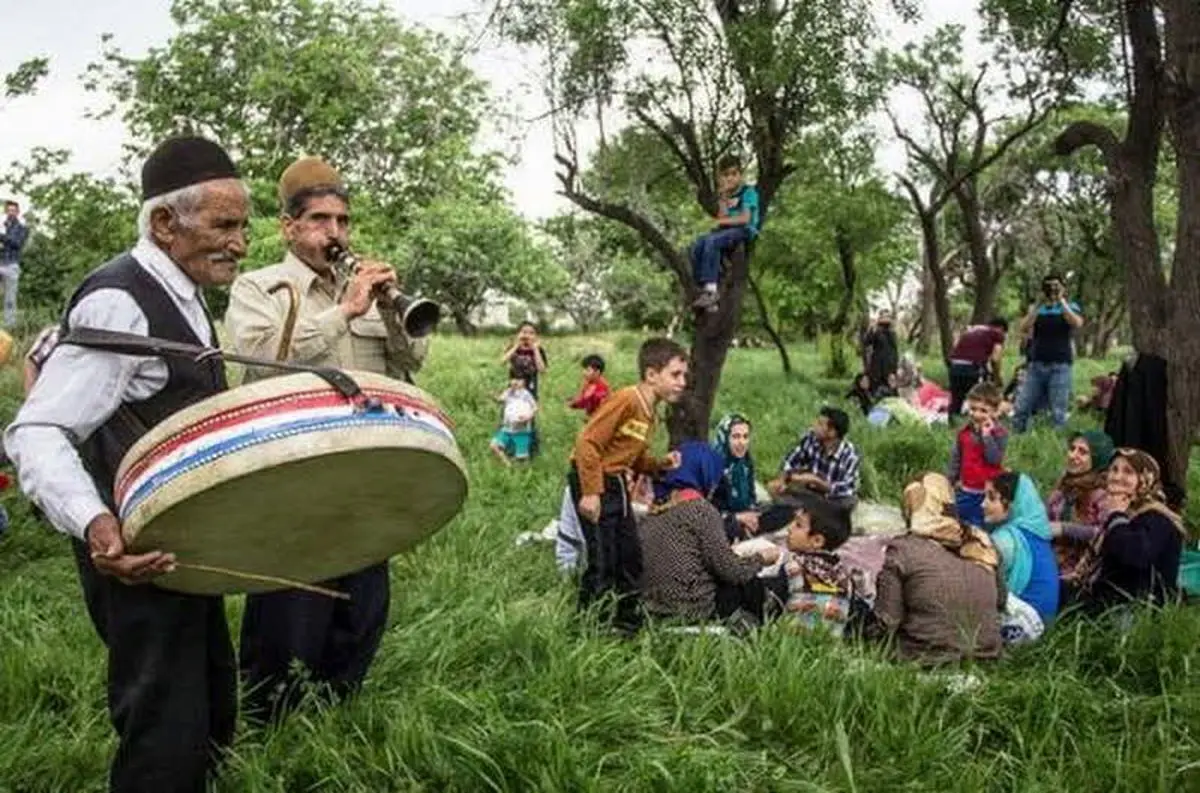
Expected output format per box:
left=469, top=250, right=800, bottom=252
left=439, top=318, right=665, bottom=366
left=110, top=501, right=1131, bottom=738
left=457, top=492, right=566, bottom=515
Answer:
left=63, top=253, right=227, bottom=511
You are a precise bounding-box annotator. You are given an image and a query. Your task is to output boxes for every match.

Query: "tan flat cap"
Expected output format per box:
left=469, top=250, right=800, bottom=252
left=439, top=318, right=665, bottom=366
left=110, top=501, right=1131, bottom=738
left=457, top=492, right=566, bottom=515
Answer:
left=278, top=156, right=344, bottom=210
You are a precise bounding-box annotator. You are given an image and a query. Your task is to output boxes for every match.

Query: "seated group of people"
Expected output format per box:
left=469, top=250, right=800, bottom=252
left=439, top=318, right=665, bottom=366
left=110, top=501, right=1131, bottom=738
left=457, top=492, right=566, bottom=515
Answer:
left=555, top=396, right=1187, bottom=666
left=846, top=357, right=954, bottom=428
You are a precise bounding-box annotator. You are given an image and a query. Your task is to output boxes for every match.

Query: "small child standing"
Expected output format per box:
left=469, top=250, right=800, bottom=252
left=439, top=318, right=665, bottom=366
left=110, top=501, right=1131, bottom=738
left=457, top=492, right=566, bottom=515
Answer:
left=947, top=382, right=1008, bottom=528
left=569, top=337, right=689, bottom=634
left=689, top=154, right=760, bottom=311
left=491, top=367, right=538, bottom=465
left=567, top=354, right=611, bottom=418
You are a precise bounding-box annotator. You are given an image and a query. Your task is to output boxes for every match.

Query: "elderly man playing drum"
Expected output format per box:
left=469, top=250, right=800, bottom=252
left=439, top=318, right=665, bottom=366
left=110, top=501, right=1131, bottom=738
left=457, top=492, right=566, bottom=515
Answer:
left=224, top=156, right=429, bottom=723
left=4, top=137, right=250, bottom=793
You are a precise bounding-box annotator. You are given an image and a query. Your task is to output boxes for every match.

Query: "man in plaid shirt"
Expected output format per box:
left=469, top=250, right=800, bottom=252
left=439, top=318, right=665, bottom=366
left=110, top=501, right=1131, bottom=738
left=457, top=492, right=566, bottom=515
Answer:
left=769, top=406, right=860, bottom=515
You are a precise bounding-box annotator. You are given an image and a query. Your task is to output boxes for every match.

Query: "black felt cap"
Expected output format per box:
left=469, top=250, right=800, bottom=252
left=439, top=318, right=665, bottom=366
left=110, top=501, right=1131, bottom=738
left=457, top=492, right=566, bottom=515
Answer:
left=141, top=136, right=240, bottom=201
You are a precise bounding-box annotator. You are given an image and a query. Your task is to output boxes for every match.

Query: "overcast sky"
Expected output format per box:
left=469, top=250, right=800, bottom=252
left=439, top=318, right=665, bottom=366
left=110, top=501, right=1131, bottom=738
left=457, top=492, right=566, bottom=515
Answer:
left=0, top=0, right=982, bottom=220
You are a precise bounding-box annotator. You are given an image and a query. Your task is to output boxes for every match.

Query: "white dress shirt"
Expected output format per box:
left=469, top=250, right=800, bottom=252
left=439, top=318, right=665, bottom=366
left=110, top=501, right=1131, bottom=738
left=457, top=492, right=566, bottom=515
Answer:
left=3, top=239, right=214, bottom=541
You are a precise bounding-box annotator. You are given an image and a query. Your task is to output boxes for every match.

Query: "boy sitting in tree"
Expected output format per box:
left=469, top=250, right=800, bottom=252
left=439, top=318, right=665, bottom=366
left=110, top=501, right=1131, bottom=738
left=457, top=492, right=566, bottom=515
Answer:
left=689, top=154, right=760, bottom=311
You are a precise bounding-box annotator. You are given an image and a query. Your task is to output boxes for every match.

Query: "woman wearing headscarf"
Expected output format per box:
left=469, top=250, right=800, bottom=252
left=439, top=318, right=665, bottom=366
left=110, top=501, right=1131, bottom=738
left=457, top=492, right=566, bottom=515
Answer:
left=639, top=441, right=783, bottom=624
left=1071, top=448, right=1185, bottom=613
left=1047, top=430, right=1114, bottom=579
left=712, top=413, right=760, bottom=541
left=982, top=472, right=1060, bottom=627
left=871, top=473, right=1006, bottom=665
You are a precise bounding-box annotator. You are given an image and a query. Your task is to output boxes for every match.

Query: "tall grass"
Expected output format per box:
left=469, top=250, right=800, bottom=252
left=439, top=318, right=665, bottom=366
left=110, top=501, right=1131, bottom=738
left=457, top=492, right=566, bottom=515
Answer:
left=0, top=333, right=1197, bottom=792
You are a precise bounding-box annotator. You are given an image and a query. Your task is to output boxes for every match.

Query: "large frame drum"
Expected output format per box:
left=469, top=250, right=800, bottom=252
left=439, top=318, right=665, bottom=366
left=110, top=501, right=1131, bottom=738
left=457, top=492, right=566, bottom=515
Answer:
left=114, top=370, right=468, bottom=595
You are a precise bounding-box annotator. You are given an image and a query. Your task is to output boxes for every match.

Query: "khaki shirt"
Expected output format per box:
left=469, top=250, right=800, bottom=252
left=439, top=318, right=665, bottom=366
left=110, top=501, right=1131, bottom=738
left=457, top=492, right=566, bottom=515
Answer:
left=224, top=251, right=428, bottom=383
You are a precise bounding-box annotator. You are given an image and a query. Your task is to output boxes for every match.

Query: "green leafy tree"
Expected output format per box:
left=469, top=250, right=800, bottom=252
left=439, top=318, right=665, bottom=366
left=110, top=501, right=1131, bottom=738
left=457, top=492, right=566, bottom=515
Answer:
left=496, top=0, right=909, bottom=440
left=885, top=24, right=1058, bottom=359
left=1, top=149, right=137, bottom=315
left=755, top=128, right=911, bottom=376
left=982, top=0, right=1200, bottom=493
left=989, top=104, right=1143, bottom=358
left=401, top=197, right=565, bottom=335
left=3, top=57, right=49, bottom=103
left=84, top=0, right=497, bottom=208
left=539, top=214, right=613, bottom=332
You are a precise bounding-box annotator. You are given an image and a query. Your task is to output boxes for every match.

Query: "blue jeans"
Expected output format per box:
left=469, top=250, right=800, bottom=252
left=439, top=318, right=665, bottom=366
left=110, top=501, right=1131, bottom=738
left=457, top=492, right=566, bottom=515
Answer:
left=690, top=226, right=750, bottom=286
left=1013, top=361, right=1072, bottom=431
left=0, top=263, right=19, bottom=327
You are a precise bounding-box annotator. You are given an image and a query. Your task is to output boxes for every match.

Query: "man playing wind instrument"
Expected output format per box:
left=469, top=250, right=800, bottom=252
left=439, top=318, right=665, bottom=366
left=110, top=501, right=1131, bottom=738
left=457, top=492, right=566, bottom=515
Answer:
left=225, top=156, right=429, bottom=723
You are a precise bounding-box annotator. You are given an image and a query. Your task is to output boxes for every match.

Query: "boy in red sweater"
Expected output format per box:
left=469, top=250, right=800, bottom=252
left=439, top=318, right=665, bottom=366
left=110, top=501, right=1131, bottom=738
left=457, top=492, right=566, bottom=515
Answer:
left=947, top=382, right=1008, bottom=528
left=567, top=354, right=611, bottom=417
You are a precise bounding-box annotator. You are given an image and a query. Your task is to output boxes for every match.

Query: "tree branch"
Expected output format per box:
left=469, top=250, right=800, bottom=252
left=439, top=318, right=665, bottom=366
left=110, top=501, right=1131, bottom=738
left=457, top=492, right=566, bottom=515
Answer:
left=1122, top=0, right=1165, bottom=165
left=554, top=153, right=688, bottom=283
left=1054, top=120, right=1121, bottom=169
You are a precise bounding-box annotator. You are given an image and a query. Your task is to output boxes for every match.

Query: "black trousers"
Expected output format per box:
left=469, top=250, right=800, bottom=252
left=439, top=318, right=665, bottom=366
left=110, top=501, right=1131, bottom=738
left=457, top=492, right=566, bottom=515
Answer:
left=948, top=361, right=987, bottom=419
left=239, top=562, right=389, bottom=723
left=715, top=569, right=789, bottom=625
left=71, top=540, right=236, bottom=793
left=567, top=467, right=643, bottom=632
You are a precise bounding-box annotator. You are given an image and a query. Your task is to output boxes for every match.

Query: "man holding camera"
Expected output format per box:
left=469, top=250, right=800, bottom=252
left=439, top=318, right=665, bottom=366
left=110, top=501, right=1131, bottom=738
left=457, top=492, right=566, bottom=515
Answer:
left=224, top=156, right=429, bottom=723
left=1013, top=273, right=1084, bottom=432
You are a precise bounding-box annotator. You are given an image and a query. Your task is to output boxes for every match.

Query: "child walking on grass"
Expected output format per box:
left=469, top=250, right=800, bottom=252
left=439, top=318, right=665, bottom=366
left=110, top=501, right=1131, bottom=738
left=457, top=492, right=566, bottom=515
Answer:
left=491, top=365, right=538, bottom=466
left=568, top=337, right=688, bottom=634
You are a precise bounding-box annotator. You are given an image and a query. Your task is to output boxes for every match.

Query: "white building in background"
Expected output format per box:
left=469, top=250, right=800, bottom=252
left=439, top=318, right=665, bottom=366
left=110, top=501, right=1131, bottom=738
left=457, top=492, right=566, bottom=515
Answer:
left=468, top=289, right=583, bottom=332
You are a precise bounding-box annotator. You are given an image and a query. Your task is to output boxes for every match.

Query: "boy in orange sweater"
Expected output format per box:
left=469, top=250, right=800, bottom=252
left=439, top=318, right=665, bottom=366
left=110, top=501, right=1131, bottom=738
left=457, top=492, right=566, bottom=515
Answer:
left=569, top=338, right=688, bottom=633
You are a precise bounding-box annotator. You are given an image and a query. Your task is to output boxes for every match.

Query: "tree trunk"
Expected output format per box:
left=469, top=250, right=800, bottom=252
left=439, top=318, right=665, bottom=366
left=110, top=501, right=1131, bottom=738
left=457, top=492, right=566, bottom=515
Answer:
left=916, top=242, right=935, bottom=355
left=916, top=211, right=954, bottom=361
left=452, top=308, right=476, bottom=336
left=827, top=227, right=857, bottom=377
left=955, top=184, right=998, bottom=324
left=667, top=244, right=751, bottom=444
left=1053, top=0, right=1200, bottom=497
left=747, top=271, right=792, bottom=374
left=1161, top=0, right=1200, bottom=494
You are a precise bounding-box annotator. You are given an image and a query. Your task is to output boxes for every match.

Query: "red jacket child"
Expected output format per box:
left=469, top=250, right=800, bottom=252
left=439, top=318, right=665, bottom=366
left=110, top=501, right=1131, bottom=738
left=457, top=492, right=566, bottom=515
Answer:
left=568, top=354, right=611, bottom=417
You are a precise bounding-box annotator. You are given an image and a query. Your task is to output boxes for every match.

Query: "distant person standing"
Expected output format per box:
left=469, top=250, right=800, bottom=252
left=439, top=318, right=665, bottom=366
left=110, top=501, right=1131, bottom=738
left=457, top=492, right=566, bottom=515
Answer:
left=946, top=318, right=1008, bottom=420
left=0, top=201, right=29, bottom=328
left=1013, top=273, right=1084, bottom=432
left=861, top=310, right=899, bottom=393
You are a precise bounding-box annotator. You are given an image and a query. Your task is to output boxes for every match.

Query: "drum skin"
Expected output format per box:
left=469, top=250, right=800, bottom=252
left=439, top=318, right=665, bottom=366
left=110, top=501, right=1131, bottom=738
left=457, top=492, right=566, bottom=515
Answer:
left=114, top=370, right=468, bottom=595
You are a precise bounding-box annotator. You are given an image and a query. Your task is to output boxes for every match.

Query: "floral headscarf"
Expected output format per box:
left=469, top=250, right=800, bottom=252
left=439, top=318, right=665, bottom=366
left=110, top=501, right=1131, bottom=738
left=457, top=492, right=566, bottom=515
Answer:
left=1072, top=448, right=1186, bottom=589
left=712, top=413, right=755, bottom=512
left=1114, top=448, right=1185, bottom=537
left=903, top=472, right=999, bottom=571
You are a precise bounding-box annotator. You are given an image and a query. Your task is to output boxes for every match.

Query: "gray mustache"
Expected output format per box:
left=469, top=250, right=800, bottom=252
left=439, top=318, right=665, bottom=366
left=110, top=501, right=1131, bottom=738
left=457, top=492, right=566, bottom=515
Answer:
left=206, top=253, right=240, bottom=264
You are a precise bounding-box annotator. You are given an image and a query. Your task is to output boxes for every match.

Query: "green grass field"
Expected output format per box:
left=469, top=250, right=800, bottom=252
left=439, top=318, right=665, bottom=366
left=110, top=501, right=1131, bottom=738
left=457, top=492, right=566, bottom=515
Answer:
left=1, top=333, right=1198, bottom=792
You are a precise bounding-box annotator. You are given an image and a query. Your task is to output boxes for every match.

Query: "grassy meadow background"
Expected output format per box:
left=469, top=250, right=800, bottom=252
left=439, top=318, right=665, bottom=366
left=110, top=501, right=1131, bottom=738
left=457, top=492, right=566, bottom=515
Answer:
left=1, top=329, right=1199, bottom=792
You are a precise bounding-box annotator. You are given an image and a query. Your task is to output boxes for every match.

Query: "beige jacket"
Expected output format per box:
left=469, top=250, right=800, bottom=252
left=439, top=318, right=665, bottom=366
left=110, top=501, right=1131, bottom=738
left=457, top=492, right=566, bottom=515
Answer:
left=225, top=251, right=428, bottom=383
